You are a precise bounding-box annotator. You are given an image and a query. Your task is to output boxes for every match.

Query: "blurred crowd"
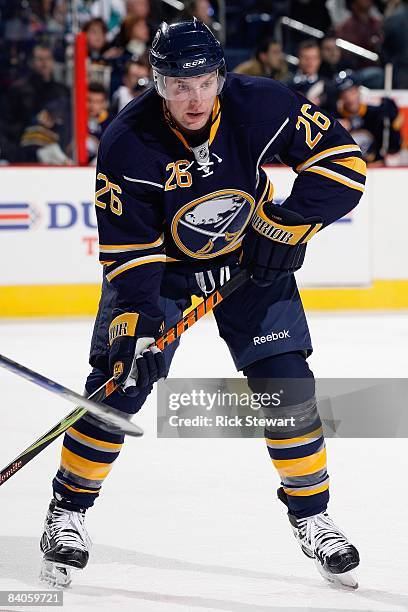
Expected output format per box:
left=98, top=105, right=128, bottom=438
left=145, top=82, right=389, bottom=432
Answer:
left=0, top=0, right=406, bottom=165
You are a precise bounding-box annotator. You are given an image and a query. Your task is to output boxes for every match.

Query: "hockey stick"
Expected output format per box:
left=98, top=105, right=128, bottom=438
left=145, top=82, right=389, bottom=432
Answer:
left=0, top=268, right=250, bottom=486
left=0, top=354, right=142, bottom=437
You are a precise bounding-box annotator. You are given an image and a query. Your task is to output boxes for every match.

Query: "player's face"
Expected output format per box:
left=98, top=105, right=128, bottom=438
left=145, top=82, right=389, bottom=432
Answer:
left=165, top=73, right=218, bottom=131
left=340, top=86, right=360, bottom=114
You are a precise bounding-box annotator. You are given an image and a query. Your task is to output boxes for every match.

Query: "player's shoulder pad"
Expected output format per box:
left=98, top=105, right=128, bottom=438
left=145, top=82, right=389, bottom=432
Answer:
left=98, top=87, right=161, bottom=175
left=222, top=73, right=298, bottom=125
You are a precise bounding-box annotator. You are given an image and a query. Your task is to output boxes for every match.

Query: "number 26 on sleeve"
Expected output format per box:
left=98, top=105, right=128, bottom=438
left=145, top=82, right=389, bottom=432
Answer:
left=95, top=173, right=123, bottom=216
left=296, top=104, right=331, bottom=150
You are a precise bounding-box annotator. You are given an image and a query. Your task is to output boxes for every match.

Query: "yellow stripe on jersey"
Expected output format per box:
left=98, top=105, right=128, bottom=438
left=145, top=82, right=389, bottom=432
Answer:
left=332, top=156, right=367, bottom=177
left=305, top=165, right=365, bottom=193
left=296, top=144, right=361, bottom=173
left=106, top=254, right=166, bottom=282
left=61, top=447, right=113, bottom=481
left=99, top=235, right=164, bottom=253
left=272, top=447, right=327, bottom=477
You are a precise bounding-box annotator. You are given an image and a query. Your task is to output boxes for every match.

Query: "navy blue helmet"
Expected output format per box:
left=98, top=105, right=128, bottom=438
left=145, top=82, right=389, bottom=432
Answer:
left=150, top=18, right=225, bottom=76
left=149, top=19, right=226, bottom=100
left=335, top=71, right=359, bottom=94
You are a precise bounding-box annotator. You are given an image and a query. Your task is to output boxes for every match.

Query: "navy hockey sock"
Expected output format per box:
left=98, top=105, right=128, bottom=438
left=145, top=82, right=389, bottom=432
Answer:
left=244, top=352, right=329, bottom=518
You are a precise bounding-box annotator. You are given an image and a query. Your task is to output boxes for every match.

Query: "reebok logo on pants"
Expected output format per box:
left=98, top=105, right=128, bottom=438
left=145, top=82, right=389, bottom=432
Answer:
left=253, top=330, right=291, bottom=345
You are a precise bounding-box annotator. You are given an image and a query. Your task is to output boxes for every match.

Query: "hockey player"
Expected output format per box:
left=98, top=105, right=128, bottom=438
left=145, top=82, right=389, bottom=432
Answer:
left=334, top=71, right=403, bottom=164
left=40, top=19, right=366, bottom=589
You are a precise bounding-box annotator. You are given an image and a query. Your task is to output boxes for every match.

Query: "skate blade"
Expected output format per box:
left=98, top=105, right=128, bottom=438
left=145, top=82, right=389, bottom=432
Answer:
left=315, top=560, right=358, bottom=590
left=39, top=560, right=73, bottom=589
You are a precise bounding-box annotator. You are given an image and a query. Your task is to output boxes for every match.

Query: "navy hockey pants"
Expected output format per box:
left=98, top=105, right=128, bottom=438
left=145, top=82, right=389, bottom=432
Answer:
left=53, top=269, right=329, bottom=517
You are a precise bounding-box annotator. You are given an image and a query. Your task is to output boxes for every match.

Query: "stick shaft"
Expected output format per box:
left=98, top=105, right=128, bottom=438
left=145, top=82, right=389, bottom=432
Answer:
left=0, top=268, right=250, bottom=486
left=0, top=379, right=118, bottom=487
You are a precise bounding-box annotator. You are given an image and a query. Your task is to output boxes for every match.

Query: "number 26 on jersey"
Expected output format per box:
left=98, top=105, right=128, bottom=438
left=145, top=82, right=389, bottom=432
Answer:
left=296, top=104, right=331, bottom=149
left=95, top=173, right=123, bottom=216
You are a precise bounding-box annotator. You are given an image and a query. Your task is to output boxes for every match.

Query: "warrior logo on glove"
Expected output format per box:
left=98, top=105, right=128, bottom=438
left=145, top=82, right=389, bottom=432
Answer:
left=241, top=201, right=323, bottom=287
left=108, top=310, right=166, bottom=390
left=252, top=201, right=322, bottom=245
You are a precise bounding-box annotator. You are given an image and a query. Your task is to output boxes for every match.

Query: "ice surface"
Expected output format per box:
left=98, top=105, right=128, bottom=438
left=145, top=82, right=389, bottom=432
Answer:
left=1, top=312, right=408, bottom=611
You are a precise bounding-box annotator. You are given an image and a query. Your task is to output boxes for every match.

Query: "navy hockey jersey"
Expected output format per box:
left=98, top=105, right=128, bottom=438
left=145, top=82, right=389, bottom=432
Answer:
left=94, top=73, right=366, bottom=314
left=336, top=97, right=402, bottom=163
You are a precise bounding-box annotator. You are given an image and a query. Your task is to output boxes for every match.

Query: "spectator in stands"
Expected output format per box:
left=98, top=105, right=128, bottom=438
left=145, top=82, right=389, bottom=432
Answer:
left=126, top=0, right=150, bottom=20
left=19, top=97, right=72, bottom=164
left=234, top=38, right=289, bottom=81
left=295, top=39, right=322, bottom=80
left=111, top=60, right=151, bottom=113
left=335, top=0, right=384, bottom=86
left=334, top=71, right=402, bottom=164
left=29, top=0, right=69, bottom=34
left=336, top=0, right=383, bottom=62
left=182, top=0, right=212, bottom=23
left=3, top=2, right=42, bottom=43
left=87, top=82, right=112, bottom=163
left=319, top=35, right=351, bottom=78
left=83, top=17, right=110, bottom=60
left=5, top=43, right=70, bottom=145
left=115, top=15, right=150, bottom=60
left=181, top=1, right=221, bottom=39
left=326, top=0, right=350, bottom=26
left=287, top=40, right=327, bottom=103
left=383, top=0, right=408, bottom=89
left=75, top=0, right=126, bottom=39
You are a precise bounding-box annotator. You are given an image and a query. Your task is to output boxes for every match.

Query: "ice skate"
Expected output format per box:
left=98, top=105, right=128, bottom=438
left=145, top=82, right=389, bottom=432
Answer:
left=278, top=488, right=359, bottom=589
left=39, top=497, right=91, bottom=588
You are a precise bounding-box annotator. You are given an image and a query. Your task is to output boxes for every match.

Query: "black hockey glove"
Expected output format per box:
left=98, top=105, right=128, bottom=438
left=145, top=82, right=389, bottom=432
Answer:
left=108, top=309, right=166, bottom=392
left=241, top=201, right=322, bottom=287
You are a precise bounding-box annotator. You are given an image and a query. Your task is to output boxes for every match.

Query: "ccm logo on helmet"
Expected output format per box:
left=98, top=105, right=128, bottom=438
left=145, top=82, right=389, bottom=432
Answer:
left=182, top=58, right=207, bottom=68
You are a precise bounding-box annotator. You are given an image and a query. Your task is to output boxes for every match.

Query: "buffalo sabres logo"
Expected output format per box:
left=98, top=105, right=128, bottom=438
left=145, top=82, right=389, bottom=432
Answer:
left=171, top=189, right=255, bottom=259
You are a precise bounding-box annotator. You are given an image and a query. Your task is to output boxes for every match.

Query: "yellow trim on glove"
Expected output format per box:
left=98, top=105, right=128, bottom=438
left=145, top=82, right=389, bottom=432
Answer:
left=108, top=312, right=139, bottom=345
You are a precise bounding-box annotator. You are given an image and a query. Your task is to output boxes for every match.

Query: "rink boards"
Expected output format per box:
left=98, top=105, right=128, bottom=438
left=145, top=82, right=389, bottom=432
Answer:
left=0, top=165, right=407, bottom=314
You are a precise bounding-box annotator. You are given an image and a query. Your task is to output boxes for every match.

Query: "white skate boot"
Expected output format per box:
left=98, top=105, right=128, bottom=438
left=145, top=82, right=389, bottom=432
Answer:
left=278, top=488, right=359, bottom=589
left=39, top=497, right=92, bottom=588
